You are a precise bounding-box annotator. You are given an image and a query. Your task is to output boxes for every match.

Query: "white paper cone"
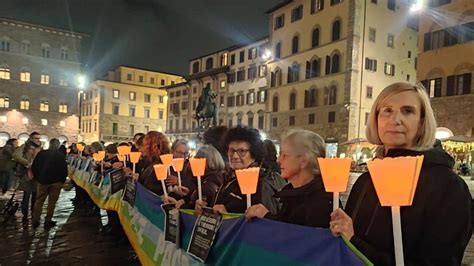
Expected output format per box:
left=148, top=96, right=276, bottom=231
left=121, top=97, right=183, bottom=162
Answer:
left=391, top=206, right=404, bottom=266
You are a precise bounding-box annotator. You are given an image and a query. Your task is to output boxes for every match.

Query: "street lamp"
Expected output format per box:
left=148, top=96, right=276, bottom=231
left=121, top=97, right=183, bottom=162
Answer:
left=77, top=74, right=87, bottom=137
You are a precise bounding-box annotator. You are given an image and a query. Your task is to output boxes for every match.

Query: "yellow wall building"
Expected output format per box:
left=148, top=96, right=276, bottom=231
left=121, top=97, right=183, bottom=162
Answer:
left=418, top=0, right=473, bottom=137
left=79, top=66, right=183, bottom=143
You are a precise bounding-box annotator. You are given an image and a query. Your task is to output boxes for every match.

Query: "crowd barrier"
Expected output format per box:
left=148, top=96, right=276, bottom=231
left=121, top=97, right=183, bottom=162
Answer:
left=67, top=156, right=372, bottom=266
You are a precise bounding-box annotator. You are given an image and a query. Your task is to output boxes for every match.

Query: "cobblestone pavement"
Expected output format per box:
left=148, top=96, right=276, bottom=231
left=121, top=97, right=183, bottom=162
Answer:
left=0, top=189, right=138, bottom=266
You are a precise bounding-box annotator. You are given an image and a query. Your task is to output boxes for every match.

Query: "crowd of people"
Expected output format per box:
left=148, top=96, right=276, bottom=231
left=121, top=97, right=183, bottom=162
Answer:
left=0, top=82, right=472, bottom=265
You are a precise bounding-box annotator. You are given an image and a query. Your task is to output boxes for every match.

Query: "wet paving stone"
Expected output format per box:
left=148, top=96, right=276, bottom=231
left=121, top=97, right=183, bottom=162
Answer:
left=0, top=189, right=139, bottom=265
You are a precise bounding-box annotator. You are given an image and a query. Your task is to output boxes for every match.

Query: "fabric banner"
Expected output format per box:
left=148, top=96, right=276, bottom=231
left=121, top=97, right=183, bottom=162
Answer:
left=68, top=158, right=372, bottom=266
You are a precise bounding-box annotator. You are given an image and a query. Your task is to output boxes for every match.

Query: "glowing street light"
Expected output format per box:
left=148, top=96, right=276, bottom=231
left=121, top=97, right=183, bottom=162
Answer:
left=262, top=49, right=272, bottom=60
left=77, top=74, right=87, bottom=90
left=410, top=0, right=424, bottom=12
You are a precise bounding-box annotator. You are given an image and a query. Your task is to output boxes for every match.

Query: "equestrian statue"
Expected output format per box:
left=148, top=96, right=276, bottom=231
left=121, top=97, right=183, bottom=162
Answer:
left=194, top=83, right=217, bottom=129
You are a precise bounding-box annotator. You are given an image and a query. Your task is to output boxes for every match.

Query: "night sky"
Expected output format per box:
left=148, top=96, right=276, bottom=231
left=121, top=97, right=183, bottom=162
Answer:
left=0, top=0, right=281, bottom=77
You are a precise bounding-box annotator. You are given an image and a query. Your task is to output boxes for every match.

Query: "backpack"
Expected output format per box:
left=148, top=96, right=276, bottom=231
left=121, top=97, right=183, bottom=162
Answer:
left=260, top=169, right=287, bottom=215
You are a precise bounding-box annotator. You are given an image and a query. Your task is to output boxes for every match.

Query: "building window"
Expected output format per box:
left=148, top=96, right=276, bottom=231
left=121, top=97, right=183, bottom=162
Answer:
left=59, top=103, right=68, bottom=113
left=20, top=71, right=31, bottom=82
left=311, top=0, right=324, bottom=13
left=20, top=99, right=29, bottom=110
left=312, top=28, right=320, bottom=47
left=230, top=54, right=235, bottom=65
left=60, top=121, right=66, bottom=127
left=40, top=119, right=47, bottom=126
left=237, top=69, right=245, bottom=82
left=304, top=88, right=318, bottom=108
left=181, top=101, right=188, bottom=110
left=159, top=96, right=164, bottom=103
left=332, top=20, right=341, bottom=41
left=275, top=42, right=282, bottom=59
left=258, top=65, right=267, bottom=77
left=289, top=116, right=295, bottom=126
left=40, top=101, right=49, bottom=112
left=95, top=103, right=98, bottom=114
left=0, top=97, right=9, bottom=108
left=139, top=75, right=144, bottom=82
left=113, top=89, right=120, bottom=99
left=221, top=52, right=228, bottom=66
left=287, top=63, right=300, bottom=83
left=59, top=78, right=68, bottom=86
left=236, top=94, right=244, bottom=106
left=227, top=96, right=235, bottom=107
left=309, top=113, right=315, bottom=124
left=366, top=86, right=373, bottom=98
left=192, top=62, right=199, bottom=74
left=40, top=74, right=50, bottom=84
left=21, top=41, right=30, bottom=54
left=447, top=73, right=471, bottom=96
left=150, top=77, right=155, bottom=84
left=272, top=117, right=278, bottom=128
left=369, top=28, right=376, bottom=42
left=271, top=68, right=283, bottom=87
left=408, top=51, right=412, bottom=58
left=325, top=86, right=338, bottom=105
left=205, top=58, right=213, bottom=70
left=60, top=48, right=69, bottom=60
left=291, top=5, right=303, bottom=22
left=161, top=79, right=165, bottom=86
left=331, top=53, right=340, bottom=74
left=129, top=106, right=136, bottom=117
left=272, top=96, right=279, bottom=112
left=384, top=63, right=395, bottom=76
left=258, top=114, right=264, bottom=129
left=274, top=14, right=285, bottom=30
left=112, top=123, right=118, bottom=135
left=247, top=92, right=255, bottom=105
left=227, top=72, right=236, bottom=83
left=331, top=0, right=341, bottom=5
left=129, top=92, right=136, bottom=101
left=292, top=35, right=299, bottom=54
left=41, top=44, right=50, bottom=58
left=365, top=112, right=370, bottom=125
left=113, top=104, right=120, bottom=115
left=220, top=80, right=226, bottom=89
left=387, top=0, right=396, bottom=10
left=424, top=78, right=442, bottom=98
left=248, top=48, right=257, bottom=60
left=0, top=67, right=10, bottom=80
left=248, top=66, right=257, bottom=79
left=328, top=111, right=336, bottom=123
left=144, top=94, right=151, bottom=103
left=289, top=92, right=297, bottom=110
left=365, top=58, right=377, bottom=71
left=306, top=58, right=321, bottom=79
left=257, top=90, right=266, bottom=103
left=387, top=34, right=395, bottom=48
left=1, top=39, right=10, bottom=52
left=144, top=108, right=150, bottom=118
left=248, top=116, right=254, bottom=128
left=127, top=73, right=132, bottom=81
left=239, top=51, right=245, bottom=63
left=159, top=110, right=164, bottom=119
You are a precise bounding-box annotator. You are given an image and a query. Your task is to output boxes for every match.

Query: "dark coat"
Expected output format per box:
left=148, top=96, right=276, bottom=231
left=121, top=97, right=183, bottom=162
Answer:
left=346, top=148, right=472, bottom=266
left=138, top=159, right=164, bottom=196
left=214, top=164, right=264, bottom=214
left=182, top=170, right=223, bottom=209
left=31, top=149, right=67, bottom=185
left=265, top=174, right=332, bottom=228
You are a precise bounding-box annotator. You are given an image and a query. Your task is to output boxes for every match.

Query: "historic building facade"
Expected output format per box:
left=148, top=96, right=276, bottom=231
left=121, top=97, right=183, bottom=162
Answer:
left=418, top=0, right=473, bottom=137
left=79, top=66, right=183, bottom=144
left=0, top=17, right=85, bottom=146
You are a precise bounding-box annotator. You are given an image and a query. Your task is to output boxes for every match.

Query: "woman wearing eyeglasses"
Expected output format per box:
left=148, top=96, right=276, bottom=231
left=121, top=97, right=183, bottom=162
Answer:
left=196, top=126, right=284, bottom=214
left=245, top=129, right=333, bottom=228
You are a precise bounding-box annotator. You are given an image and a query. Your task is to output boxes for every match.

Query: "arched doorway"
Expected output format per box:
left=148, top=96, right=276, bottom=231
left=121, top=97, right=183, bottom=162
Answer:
left=435, top=127, right=454, bottom=140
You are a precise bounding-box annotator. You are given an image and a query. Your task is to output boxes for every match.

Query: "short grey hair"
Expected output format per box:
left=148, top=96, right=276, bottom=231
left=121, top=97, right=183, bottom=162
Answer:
left=90, top=141, right=104, bottom=152
left=195, top=145, right=225, bottom=172
left=281, top=129, right=326, bottom=175
left=366, top=82, right=437, bottom=150
left=49, top=138, right=60, bottom=150
left=171, top=139, right=189, bottom=151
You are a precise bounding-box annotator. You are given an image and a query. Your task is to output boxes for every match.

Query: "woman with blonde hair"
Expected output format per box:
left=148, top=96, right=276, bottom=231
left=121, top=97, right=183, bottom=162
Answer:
left=245, top=129, right=332, bottom=228
left=330, top=82, right=471, bottom=265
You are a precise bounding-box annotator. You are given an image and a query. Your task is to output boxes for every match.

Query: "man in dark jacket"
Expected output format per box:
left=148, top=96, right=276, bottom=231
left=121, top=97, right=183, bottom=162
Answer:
left=31, top=138, right=67, bottom=228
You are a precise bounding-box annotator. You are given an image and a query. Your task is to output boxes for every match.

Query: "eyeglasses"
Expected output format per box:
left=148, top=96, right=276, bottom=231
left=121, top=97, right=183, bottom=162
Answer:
left=227, top=148, right=249, bottom=157
left=173, top=151, right=189, bottom=158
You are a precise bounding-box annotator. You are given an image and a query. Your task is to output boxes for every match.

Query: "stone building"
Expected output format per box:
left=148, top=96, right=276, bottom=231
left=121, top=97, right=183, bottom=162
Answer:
left=0, top=17, right=85, bottom=146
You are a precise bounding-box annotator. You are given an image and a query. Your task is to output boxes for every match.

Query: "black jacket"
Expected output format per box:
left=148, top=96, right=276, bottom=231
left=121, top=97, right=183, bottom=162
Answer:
left=182, top=170, right=224, bottom=209
left=265, top=174, right=332, bottom=228
left=31, top=149, right=67, bottom=185
left=214, top=164, right=264, bottom=214
left=346, top=148, right=472, bottom=266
